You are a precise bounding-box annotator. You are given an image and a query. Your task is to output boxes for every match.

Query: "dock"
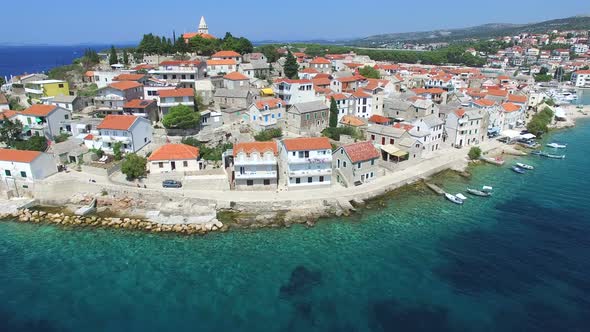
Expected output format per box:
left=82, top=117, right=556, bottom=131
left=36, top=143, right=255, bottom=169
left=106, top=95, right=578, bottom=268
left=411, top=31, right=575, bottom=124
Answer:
left=425, top=182, right=446, bottom=195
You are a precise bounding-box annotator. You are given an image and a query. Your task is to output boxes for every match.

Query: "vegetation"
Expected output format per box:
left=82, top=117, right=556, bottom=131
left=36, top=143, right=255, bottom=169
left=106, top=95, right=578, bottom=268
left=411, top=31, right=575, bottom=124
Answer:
left=80, top=48, right=100, bottom=68
left=358, top=66, right=381, bottom=79
left=54, top=133, right=70, bottom=143
left=329, top=97, right=338, bottom=128
left=8, top=97, right=25, bottom=111
left=284, top=51, right=299, bottom=79
left=14, top=136, right=48, bottom=151
left=322, top=127, right=364, bottom=141
left=254, top=128, right=282, bottom=141
left=78, top=83, right=99, bottom=97
left=112, top=142, right=123, bottom=161
left=122, top=49, right=130, bottom=66
left=109, top=45, right=118, bottom=65
left=545, top=99, right=555, bottom=107
left=534, top=67, right=552, bottom=82
left=136, top=32, right=253, bottom=56
left=0, top=119, right=24, bottom=146
left=0, top=77, right=5, bottom=86
left=181, top=137, right=232, bottom=161
left=527, top=107, right=554, bottom=136
left=255, top=44, right=280, bottom=63
left=47, top=63, right=84, bottom=83
left=468, top=147, right=482, bottom=160
left=162, top=104, right=201, bottom=129
left=121, top=153, right=147, bottom=181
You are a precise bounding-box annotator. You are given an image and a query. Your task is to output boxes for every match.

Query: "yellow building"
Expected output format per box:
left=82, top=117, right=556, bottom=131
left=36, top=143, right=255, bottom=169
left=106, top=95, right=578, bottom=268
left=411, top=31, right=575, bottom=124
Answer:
left=25, top=80, right=70, bottom=102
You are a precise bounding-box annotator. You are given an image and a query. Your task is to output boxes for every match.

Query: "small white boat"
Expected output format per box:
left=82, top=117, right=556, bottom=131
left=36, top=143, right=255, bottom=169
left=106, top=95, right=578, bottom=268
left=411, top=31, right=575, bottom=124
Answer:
left=445, top=193, right=464, bottom=205
left=467, top=188, right=492, bottom=197
left=547, top=143, right=567, bottom=149
left=516, top=163, right=534, bottom=170
left=456, top=193, right=468, bottom=201
left=482, top=186, right=493, bottom=192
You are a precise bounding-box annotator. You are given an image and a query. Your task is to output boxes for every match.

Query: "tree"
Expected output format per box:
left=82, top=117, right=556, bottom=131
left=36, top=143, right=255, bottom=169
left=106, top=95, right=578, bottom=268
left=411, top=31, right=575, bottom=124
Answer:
left=359, top=66, right=381, bottom=79
left=254, top=128, right=282, bottom=141
left=0, top=77, right=5, bottom=86
left=539, top=67, right=549, bottom=75
left=112, top=141, right=123, bottom=161
left=534, top=74, right=552, bottom=82
left=0, top=118, right=23, bottom=146
left=162, top=104, right=201, bottom=129
left=329, top=97, right=338, bottom=128
left=122, top=49, right=130, bottom=66
left=468, top=147, right=482, bottom=160
left=257, top=45, right=280, bottom=63
left=284, top=51, right=299, bottom=79
left=189, top=36, right=221, bottom=56
left=14, top=136, right=48, bottom=152
left=109, top=45, right=118, bottom=65
left=121, top=153, right=147, bottom=181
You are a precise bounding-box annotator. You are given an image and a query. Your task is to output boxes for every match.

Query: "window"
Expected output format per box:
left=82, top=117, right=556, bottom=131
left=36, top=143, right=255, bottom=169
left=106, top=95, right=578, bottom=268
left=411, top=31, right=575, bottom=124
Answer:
left=343, top=161, right=347, bottom=168
left=319, top=176, right=324, bottom=182
left=20, top=171, right=26, bottom=178
left=163, top=75, right=168, bottom=79
left=159, top=162, right=164, bottom=168
left=183, top=161, right=188, bottom=167
left=278, top=113, right=281, bottom=118
left=371, top=134, right=375, bottom=141
left=247, top=180, right=254, bottom=186
left=296, top=178, right=301, bottom=184
left=172, top=75, right=177, bottom=79
left=58, top=83, right=64, bottom=88
left=390, top=139, right=394, bottom=145
left=264, top=179, right=270, bottom=186
left=308, top=177, right=313, bottom=183
left=306, top=114, right=310, bottom=120
left=4, top=170, right=11, bottom=176
left=357, top=162, right=362, bottom=169
left=371, top=159, right=375, bottom=166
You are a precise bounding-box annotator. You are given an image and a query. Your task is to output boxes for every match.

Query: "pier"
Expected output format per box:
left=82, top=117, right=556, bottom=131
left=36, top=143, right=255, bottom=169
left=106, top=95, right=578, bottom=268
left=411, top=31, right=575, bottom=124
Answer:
left=425, top=182, right=446, bottom=195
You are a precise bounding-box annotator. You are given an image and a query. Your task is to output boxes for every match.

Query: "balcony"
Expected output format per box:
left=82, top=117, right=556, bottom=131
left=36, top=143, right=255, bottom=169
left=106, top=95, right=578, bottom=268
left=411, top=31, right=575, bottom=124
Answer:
left=235, top=171, right=277, bottom=179
left=234, top=158, right=277, bottom=166
left=288, top=157, right=332, bottom=165
left=102, top=136, right=131, bottom=144
left=289, top=168, right=332, bottom=177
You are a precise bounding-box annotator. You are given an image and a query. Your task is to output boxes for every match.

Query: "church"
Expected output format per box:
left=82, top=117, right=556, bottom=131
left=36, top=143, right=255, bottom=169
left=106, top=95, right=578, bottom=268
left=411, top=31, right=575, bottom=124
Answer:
left=182, top=16, right=216, bottom=43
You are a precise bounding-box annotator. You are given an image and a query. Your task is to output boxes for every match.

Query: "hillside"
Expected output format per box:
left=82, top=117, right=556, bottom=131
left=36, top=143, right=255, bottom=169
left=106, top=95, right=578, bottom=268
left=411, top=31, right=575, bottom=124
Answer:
left=351, top=16, right=590, bottom=47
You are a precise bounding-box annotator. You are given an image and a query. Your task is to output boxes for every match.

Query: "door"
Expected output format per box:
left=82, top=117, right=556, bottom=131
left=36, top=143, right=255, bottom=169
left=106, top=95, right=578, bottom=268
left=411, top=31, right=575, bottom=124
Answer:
left=171, top=161, right=176, bottom=171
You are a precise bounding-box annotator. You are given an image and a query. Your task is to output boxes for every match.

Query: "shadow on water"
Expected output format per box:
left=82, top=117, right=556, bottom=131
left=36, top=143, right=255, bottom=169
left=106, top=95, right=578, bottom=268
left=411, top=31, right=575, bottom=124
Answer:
left=280, top=265, right=323, bottom=299
left=0, top=309, right=60, bottom=332
left=368, top=298, right=452, bottom=332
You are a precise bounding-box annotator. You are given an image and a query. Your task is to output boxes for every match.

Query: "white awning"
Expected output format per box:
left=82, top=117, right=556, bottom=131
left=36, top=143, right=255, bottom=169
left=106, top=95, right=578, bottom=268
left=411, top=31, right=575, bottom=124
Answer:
left=502, top=129, right=521, bottom=138
left=520, top=133, right=536, bottom=139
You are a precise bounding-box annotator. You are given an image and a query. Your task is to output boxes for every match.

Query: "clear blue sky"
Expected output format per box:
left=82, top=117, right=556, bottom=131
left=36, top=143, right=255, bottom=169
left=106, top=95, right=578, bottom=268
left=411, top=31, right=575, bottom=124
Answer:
left=3, top=0, right=589, bottom=45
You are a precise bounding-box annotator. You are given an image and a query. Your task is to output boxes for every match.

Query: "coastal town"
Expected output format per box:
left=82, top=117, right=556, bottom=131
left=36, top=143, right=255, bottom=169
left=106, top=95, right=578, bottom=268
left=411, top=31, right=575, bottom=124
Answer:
left=1, top=16, right=589, bottom=232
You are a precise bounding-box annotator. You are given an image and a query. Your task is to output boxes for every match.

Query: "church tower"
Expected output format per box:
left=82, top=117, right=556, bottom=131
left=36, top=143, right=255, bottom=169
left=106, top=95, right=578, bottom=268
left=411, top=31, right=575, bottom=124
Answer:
left=198, top=16, right=209, bottom=34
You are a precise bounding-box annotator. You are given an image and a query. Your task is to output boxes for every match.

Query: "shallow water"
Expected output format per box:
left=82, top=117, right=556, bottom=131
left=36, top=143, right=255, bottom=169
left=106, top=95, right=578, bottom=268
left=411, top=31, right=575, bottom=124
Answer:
left=1, top=122, right=590, bottom=331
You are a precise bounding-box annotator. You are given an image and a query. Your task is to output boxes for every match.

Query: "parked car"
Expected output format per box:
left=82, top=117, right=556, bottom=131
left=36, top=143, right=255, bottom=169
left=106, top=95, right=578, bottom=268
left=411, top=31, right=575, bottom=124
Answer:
left=162, top=180, right=182, bottom=188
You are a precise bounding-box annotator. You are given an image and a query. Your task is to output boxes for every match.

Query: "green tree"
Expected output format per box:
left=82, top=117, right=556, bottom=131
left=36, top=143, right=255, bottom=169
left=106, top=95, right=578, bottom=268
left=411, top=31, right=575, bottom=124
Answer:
left=81, top=48, right=100, bottom=68
left=121, top=153, right=147, bottom=180
left=527, top=107, right=554, bottom=136
left=8, top=97, right=24, bottom=111
left=329, top=97, right=339, bottom=128
left=174, top=36, right=190, bottom=54
left=122, top=49, right=130, bottom=66
left=254, top=128, right=282, bottom=141
left=188, top=36, right=221, bottom=56
left=284, top=51, right=299, bottom=79
left=256, top=45, right=280, bottom=62
left=359, top=66, right=381, bottom=79
left=14, top=136, right=48, bottom=151
left=468, top=147, right=482, bottom=160
left=0, top=118, right=23, bottom=146
left=0, top=77, right=5, bottom=86
left=109, top=45, right=118, bottom=65
left=162, top=104, right=201, bottom=129
left=112, top=141, right=123, bottom=161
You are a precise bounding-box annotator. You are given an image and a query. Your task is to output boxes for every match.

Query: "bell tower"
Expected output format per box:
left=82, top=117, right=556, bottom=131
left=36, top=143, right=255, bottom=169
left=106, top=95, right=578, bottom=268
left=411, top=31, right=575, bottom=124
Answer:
left=198, top=16, right=209, bottom=34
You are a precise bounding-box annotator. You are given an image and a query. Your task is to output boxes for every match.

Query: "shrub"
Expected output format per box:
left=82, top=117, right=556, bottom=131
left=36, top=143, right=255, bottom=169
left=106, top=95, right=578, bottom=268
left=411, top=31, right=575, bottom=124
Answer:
left=468, top=147, right=482, bottom=160
left=121, top=153, right=147, bottom=181
left=162, top=104, right=200, bottom=129
left=112, top=142, right=123, bottom=161
left=54, top=133, right=70, bottom=143
left=254, top=128, right=282, bottom=141
left=181, top=137, right=232, bottom=161
left=322, top=127, right=364, bottom=141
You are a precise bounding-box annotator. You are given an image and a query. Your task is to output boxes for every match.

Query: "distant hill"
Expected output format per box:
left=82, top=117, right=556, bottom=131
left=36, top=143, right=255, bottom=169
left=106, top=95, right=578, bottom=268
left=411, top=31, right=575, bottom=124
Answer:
left=351, top=16, right=590, bottom=46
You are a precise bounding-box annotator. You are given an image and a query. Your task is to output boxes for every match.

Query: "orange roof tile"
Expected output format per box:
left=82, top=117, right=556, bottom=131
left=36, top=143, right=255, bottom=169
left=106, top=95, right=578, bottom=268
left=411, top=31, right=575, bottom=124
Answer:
left=148, top=144, right=200, bottom=161
left=340, top=115, right=365, bottom=127
left=454, top=109, right=466, bottom=117
left=0, top=110, right=19, bottom=120
left=369, top=115, right=390, bottom=124
left=312, top=77, right=331, bottom=86
left=393, top=123, right=414, bottom=131
left=0, top=148, right=42, bottom=163
left=328, top=93, right=350, bottom=101
left=352, top=90, right=371, bottom=98
left=123, top=99, right=155, bottom=109
left=342, top=141, right=380, bottom=163
left=486, top=89, right=509, bottom=97
left=427, top=88, right=445, bottom=94
left=474, top=99, right=496, bottom=107
left=223, top=72, right=249, bottom=81
left=300, top=67, right=319, bottom=74
left=183, top=32, right=216, bottom=40
left=159, top=60, right=202, bottom=67
left=113, top=74, right=145, bottom=81
left=108, top=81, right=143, bottom=91
left=233, top=141, right=278, bottom=157
left=21, top=104, right=57, bottom=117
left=255, top=98, right=283, bottom=110
left=310, top=57, right=331, bottom=65
left=507, top=94, right=528, bottom=103
left=206, top=59, right=237, bottom=66
left=97, top=115, right=138, bottom=130
left=282, top=137, right=331, bottom=151
left=501, top=103, right=521, bottom=113
left=158, top=88, right=194, bottom=98
left=212, top=50, right=241, bottom=58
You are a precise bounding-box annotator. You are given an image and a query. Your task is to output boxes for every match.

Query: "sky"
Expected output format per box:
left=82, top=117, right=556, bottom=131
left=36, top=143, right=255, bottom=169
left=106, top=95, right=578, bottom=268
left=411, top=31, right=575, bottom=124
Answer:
left=2, top=0, right=589, bottom=45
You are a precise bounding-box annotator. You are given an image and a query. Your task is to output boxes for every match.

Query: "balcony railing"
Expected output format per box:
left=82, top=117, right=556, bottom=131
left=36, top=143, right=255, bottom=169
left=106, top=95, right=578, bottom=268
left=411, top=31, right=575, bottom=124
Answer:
left=289, top=168, right=332, bottom=177
left=235, top=171, right=277, bottom=179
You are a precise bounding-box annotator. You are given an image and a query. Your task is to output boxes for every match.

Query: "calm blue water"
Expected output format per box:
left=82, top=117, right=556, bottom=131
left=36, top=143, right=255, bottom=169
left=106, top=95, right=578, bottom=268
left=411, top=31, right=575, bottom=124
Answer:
left=1, top=121, right=590, bottom=331
left=0, top=45, right=127, bottom=78
left=576, top=89, right=590, bottom=105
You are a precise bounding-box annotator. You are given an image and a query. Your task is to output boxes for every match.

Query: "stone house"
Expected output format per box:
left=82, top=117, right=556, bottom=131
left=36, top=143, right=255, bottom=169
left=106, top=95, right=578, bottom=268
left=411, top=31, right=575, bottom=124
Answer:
left=333, top=141, right=380, bottom=187
left=285, top=101, right=329, bottom=136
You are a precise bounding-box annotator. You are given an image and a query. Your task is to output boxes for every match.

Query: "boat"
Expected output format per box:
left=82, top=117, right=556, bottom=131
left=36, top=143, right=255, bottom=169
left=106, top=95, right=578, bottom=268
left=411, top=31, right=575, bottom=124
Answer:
left=547, top=143, right=567, bottom=149
left=467, top=188, right=492, bottom=197
left=516, top=163, right=534, bottom=170
left=456, top=193, right=468, bottom=201
left=511, top=166, right=526, bottom=174
left=543, top=153, right=566, bottom=159
left=480, top=156, right=505, bottom=166
left=482, top=186, right=493, bottom=192
left=445, top=193, right=464, bottom=205
left=530, top=150, right=543, bottom=156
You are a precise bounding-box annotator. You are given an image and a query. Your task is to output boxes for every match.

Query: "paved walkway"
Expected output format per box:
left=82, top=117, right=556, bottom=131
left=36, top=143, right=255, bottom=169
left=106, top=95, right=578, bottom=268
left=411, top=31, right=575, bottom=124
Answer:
left=46, top=140, right=504, bottom=205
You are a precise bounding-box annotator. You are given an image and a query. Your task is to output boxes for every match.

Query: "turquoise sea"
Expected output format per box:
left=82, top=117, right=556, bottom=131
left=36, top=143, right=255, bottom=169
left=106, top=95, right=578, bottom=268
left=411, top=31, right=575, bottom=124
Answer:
left=1, top=122, right=590, bottom=331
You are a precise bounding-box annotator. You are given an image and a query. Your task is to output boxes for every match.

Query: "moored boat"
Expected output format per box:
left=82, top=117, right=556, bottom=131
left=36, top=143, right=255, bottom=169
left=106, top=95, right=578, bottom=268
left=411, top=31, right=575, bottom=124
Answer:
left=542, top=153, right=566, bottom=159
left=482, top=186, right=493, bottom=192
left=547, top=143, right=567, bottom=149
left=467, top=188, right=492, bottom=197
left=480, top=156, right=505, bottom=166
left=531, top=150, right=542, bottom=156
left=511, top=166, right=526, bottom=174
left=445, top=193, right=464, bottom=205
left=516, top=163, right=534, bottom=170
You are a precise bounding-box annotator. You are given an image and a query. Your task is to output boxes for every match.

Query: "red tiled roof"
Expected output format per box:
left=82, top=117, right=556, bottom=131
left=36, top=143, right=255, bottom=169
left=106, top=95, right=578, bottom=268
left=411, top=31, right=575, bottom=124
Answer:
left=312, top=78, right=331, bottom=86
left=501, top=103, right=521, bottom=113
left=368, top=114, right=390, bottom=124
left=212, top=50, right=241, bottom=58
left=21, top=104, right=57, bottom=117
left=158, top=88, right=194, bottom=98
left=83, top=134, right=94, bottom=140
left=148, top=144, right=200, bottom=161
left=337, top=75, right=366, bottom=83
left=123, top=99, right=155, bottom=109
left=310, top=57, right=331, bottom=65
left=97, top=115, right=138, bottom=130
left=206, top=59, right=237, bottom=66
left=159, top=60, right=202, bottom=67
left=255, top=98, right=283, bottom=110
left=576, top=70, right=590, bottom=75
left=274, top=78, right=312, bottom=84
left=427, top=88, right=445, bottom=94
left=393, top=123, right=414, bottom=131
left=342, top=141, right=380, bottom=163
left=113, top=74, right=145, bottom=81
left=352, top=90, right=371, bottom=98
left=300, top=67, right=319, bottom=74
left=108, top=81, right=143, bottom=91
left=474, top=99, right=496, bottom=107
left=0, top=148, right=41, bottom=163
left=233, top=141, right=278, bottom=157
left=507, top=94, right=527, bottom=104
left=183, top=32, right=216, bottom=40
left=133, top=64, right=155, bottom=70
left=328, top=93, right=350, bottom=101
left=340, top=115, right=365, bottom=127
left=282, top=137, right=331, bottom=151
left=454, top=109, right=466, bottom=117
left=486, top=89, right=509, bottom=97
left=223, top=72, right=249, bottom=81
